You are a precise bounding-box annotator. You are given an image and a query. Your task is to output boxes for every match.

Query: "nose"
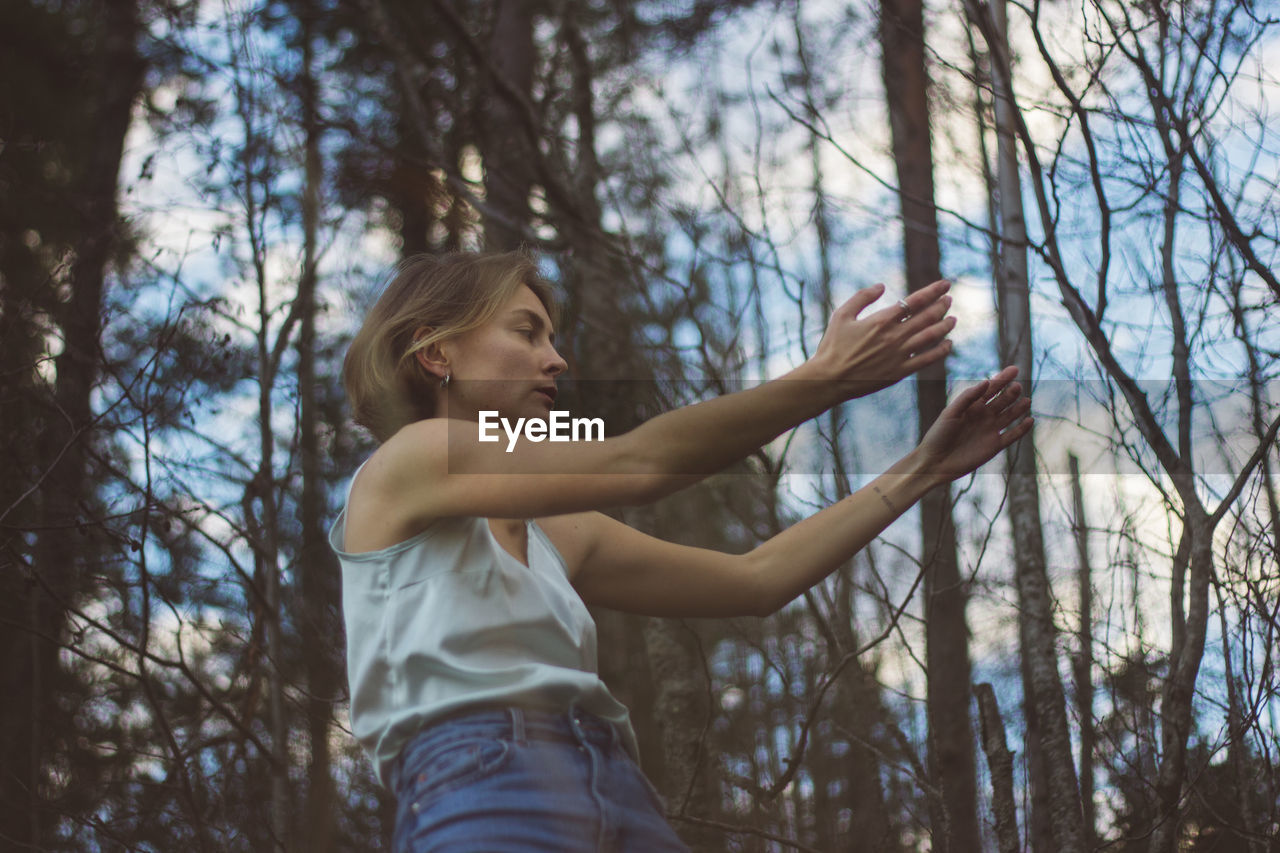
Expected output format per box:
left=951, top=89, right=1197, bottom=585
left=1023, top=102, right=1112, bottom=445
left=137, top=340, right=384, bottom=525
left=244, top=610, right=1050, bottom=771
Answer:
left=544, top=345, right=568, bottom=377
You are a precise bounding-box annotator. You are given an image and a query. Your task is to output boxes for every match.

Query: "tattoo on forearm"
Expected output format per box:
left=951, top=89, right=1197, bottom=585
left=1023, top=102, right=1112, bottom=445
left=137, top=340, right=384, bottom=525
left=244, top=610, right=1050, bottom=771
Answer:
left=871, top=483, right=898, bottom=514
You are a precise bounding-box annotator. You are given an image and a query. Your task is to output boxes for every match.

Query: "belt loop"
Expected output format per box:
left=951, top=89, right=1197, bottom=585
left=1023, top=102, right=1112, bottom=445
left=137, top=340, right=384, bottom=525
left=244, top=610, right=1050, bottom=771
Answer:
left=509, top=706, right=526, bottom=745
left=391, top=744, right=408, bottom=793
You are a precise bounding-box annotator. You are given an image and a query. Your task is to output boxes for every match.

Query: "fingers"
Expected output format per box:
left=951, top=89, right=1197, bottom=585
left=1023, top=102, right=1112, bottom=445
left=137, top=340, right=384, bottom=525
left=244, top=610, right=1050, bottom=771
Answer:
left=900, top=292, right=953, bottom=333
left=987, top=378, right=1034, bottom=441
left=1000, top=397, right=1033, bottom=427
left=950, top=366, right=1021, bottom=415
left=903, top=313, right=956, bottom=355
left=835, top=283, right=886, bottom=319
left=871, top=279, right=951, bottom=325
left=978, top=366, right=1019, bottom=404
left=948, top=376, right=992, bottom=411
left=900, top=337, right=954, bottom=374
left=1001, top=410, right=1035, bottom=445
left=894, top=288, right=955, bottom=363
left=984, top=380, right=1023, bottom=412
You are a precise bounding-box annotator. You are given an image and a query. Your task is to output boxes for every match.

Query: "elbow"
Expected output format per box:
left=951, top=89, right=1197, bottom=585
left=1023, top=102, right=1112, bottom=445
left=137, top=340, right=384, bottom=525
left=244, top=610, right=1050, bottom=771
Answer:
left=746, top=551, right=780, bottom=618
left=624, top=472, right=676, bottom=507
left=610, top=432, right=689, bottom=506
left=636, top=472, right=696, bottom=505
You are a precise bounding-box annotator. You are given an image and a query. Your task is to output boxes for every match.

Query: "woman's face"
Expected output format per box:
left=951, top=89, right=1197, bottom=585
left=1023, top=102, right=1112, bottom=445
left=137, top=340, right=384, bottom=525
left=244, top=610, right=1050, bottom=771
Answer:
left=433, top=284, right=567, bottom=421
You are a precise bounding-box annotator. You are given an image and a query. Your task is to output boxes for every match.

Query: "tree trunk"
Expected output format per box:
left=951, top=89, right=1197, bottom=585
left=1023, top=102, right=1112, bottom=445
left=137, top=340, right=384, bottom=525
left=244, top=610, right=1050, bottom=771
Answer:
left=981, top=0, right=1085, bottom=849
left=1068, top=453, right=1097, bottom=848
left=784, top=11, right=898, bottom=841
left=976, top=683, right=1020, bottom=853
left=481, top=0, right=535, bottom=251
left=8, top=2, right=144, bottom=846
left=1215, top=583, right=1260, bottom=852
left=878, top=0, right=980, bottom=848
left=297, top=5, right=339, bottom=851
left=641, top=615, right=716, bottom=849
left=393, top=106, right=434, bottom=256
left=1143, top=45, right=1213, bottom=847
left=1148, top=515, right=1213, bottom=853
left=239, top=65, right=291, bottom=850
left=561, top=3, right=713, bottom=845
left=835, top=655, right=894, bottom=846
left=827, top=560, right=894, bottom=846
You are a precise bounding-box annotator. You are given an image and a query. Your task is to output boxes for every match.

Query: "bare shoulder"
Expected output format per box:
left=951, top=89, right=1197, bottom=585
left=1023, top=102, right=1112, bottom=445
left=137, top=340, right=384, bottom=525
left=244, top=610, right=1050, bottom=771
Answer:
left=341, top=424, right=447, bottom=553
left=373, top=418, right=450, bottom=482
left=354, top=417, right=453, bottom=510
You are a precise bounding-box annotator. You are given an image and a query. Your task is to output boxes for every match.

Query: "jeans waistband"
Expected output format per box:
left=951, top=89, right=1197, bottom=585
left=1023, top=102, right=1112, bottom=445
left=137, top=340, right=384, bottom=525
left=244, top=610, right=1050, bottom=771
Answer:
left=392, top=703, right=618, bottom=790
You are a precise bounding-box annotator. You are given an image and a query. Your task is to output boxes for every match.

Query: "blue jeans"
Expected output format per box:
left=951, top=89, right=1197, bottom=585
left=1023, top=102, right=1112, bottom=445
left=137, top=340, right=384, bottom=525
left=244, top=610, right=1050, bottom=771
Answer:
left=390, top=704, right=693, bottom=852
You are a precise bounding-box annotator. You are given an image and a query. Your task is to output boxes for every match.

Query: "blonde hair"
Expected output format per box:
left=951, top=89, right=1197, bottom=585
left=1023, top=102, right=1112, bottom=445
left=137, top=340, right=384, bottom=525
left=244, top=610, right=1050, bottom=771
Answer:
left=343, top=251, right=558, bottom=442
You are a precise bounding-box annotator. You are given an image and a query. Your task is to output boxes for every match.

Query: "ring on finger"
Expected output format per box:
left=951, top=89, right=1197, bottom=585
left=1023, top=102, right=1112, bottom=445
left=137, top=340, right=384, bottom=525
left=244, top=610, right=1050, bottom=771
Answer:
left=987, top=386, right=1016, bottom=405
left=993, top=388, right=1022, bottom=409
left=897, top=298, right=911, bottom=321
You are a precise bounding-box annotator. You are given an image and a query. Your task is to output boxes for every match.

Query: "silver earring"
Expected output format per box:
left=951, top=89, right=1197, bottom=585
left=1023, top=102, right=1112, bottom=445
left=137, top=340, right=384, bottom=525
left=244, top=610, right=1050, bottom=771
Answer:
left=441, top=373, right=451, bottom=389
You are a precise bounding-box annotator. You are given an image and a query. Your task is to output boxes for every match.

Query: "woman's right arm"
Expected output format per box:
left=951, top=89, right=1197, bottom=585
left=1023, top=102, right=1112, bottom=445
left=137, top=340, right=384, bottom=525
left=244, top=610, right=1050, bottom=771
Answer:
left=366, top=279, right=956, bottom=523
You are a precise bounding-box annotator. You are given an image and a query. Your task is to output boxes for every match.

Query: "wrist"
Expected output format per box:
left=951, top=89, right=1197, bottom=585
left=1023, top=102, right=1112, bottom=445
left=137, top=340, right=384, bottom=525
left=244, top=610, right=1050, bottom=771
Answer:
left=889, top=447, right=946, bottom=494
left=796, top=352, right=893, bottom=403
left=783, top=357, right=845, bottom=412
left=788, top=353, right=831, bottom=383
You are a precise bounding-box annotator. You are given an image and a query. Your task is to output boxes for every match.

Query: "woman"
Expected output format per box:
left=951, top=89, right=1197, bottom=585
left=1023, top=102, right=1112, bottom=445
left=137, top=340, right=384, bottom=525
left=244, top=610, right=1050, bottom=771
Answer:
left=328, top=251, right=1032, bottom=852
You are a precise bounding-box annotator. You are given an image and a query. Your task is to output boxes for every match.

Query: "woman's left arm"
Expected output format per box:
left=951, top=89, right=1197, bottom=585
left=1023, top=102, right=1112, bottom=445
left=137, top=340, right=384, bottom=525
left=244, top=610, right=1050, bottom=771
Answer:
left=569, top=367, right=1032, bottom=618
left=749, top=365, right=1032, bottom=615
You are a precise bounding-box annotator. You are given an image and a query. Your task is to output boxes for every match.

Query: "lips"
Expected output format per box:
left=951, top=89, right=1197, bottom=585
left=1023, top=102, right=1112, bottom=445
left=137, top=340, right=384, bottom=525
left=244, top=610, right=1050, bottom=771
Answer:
left=535, top=386, right=557, bottom=404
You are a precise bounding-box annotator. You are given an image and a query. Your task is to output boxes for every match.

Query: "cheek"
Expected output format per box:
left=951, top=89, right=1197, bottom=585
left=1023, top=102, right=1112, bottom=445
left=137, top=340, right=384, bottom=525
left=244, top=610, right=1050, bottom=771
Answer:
left=459, top=335, right=517, bottom=371
left=494, top=347, right=531, bottom=375
left=465, top=341, right=531, bottom=388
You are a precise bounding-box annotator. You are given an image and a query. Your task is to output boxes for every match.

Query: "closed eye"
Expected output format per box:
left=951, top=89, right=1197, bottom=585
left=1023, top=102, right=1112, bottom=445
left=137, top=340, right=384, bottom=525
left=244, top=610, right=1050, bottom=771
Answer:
left=509, top=307, right=554, bottom=344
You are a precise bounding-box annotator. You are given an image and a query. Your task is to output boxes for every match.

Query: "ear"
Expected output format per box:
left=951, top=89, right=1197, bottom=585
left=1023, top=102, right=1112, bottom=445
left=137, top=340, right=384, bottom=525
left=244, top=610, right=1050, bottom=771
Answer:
left=411, top=326, right=450, bottom=381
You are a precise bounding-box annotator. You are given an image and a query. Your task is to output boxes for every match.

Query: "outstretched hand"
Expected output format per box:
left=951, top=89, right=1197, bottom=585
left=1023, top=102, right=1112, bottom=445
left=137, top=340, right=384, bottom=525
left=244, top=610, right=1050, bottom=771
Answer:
left=915, top=366, right=1034, bottom=484
left=808, top=279, right=956, bottom=399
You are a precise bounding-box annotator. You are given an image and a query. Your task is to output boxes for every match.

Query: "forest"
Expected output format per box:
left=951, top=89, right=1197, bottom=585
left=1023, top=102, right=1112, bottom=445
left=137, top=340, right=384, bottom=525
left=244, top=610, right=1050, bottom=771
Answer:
left=2, top=0, right=1278, bottom=850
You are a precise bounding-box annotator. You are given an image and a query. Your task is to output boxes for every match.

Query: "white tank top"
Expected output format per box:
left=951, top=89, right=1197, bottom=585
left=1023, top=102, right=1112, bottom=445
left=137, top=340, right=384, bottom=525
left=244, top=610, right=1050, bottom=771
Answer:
left=328, top=459, right=641, bottom=788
